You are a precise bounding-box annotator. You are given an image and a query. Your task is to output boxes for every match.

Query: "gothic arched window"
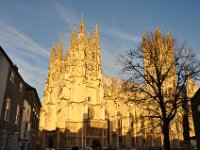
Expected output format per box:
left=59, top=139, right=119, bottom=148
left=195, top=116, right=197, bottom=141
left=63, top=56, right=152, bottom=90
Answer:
left=88, top=107, right=95, bottom=119
left=117, top=111, right=122, bottom=135
left=129, top=113, right=134, bottom=129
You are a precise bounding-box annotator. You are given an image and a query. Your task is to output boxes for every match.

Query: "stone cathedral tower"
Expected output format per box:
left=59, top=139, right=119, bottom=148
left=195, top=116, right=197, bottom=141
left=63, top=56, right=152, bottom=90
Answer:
left=39, top=17, right=107, bottom=148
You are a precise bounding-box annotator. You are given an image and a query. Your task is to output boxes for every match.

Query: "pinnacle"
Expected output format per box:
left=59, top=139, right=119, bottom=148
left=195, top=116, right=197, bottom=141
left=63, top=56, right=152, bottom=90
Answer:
left=155, top=27, right=162, bottom=45
left=80, top=15, right=85, bottom=32
left=81, top=14, right=84, bottom=24
left=95, top=24, right=99, bottom=33
left=156, top=26, right=161, bottom=33
left=87, top=32, right=91, bottom=38
left=72, top=24, right=76, bottom=33
left=59, top=36, right=62, bottom=44
left=53, top=42, right=56, bottom=49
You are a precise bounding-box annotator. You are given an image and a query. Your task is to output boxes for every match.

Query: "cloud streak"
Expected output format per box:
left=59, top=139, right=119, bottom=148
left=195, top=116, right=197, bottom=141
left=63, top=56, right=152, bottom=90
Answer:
left=100, top=25, right=141, bottom=43
left=0, top=20, right=49, bottom=57
left=53, top=1, right=141, bottom=43
left=0, top=20, right=49, bottom=99
left=53, top=0, right=79, bottom=27
left=53, top=1, right=141, bottom=78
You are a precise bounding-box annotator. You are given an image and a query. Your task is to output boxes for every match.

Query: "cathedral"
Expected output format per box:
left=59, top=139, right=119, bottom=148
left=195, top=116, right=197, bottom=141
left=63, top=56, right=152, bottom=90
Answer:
left=39, top=17, right=198, bottom=149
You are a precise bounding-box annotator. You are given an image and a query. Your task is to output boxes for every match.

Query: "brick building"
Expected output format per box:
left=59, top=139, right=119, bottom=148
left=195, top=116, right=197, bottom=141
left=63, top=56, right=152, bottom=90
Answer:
left=0, top=46, right=41, bottom=150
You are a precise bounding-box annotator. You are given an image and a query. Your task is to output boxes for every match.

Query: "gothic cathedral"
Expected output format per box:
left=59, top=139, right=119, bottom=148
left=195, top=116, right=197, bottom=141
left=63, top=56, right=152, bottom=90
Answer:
left=39, top=17, right=198, bottom=149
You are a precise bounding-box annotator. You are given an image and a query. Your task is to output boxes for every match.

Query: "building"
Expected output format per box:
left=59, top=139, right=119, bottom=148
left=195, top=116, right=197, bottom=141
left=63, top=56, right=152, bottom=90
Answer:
left=18, top=83, right=41, bottom=150
left=39, top=18, right=198, bottom=149
left=40, top=17, right=107, bottom=149
left=191, top=89, right=200, bottom=150
left=0, top=46, right=41, bottom=150
left=0, top=47, right=10, bottom=121
left=0, top=46, right=25, bottom=150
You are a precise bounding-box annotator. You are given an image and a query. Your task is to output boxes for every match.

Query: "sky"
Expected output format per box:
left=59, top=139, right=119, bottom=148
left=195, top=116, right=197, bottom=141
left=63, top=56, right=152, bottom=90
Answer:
left=0, top=0, right=200, bottom=99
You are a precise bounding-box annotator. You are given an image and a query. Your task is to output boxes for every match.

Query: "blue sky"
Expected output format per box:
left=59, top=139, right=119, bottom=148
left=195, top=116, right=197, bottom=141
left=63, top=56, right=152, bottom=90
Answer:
left=0, top=0, right=200, bottom=99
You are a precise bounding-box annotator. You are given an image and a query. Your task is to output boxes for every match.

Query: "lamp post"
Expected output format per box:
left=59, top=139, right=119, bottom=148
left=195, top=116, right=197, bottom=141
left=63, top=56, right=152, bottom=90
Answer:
left=116, top=103, right=119, bottom=150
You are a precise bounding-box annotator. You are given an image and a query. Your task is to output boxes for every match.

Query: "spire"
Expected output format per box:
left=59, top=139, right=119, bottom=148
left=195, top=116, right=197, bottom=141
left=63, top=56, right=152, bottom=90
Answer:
left=94, top=24, right=100, bottom=48
left=57, top=36, right=62, bottom=57
left=70, top=25, right=77, bottom=49
left=80, top=15, right=84, bottom=32
left=78, top=15, right=85, bottom=39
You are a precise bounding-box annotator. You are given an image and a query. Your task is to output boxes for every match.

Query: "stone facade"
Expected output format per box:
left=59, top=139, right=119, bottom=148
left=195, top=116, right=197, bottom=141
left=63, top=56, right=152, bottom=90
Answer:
left=40, top=17, right=107, bottom=149
left=39, top=19, right=199, bottom=149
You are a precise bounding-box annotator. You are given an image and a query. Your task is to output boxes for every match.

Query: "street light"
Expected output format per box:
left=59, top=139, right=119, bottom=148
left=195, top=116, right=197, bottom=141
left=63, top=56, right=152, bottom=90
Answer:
left=115, top=103, right=119, bottom=150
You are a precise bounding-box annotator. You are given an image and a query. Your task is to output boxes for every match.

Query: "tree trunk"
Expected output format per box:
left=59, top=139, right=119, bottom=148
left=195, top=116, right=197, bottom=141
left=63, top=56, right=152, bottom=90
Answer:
left=163, top=122, right=171, bottom=150
left=182, top=91, right=191, bottom=147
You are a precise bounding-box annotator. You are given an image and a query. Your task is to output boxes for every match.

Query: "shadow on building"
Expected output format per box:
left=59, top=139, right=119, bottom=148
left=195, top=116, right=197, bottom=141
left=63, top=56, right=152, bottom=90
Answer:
left=38, top=113, right=169, bottom=150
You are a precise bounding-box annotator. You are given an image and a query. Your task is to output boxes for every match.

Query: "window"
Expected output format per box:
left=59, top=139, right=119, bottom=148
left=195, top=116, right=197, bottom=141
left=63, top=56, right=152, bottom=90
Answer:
left=10, top=71, right=15, bottom=84
left=117, top=111, right=122, bottom=135
left=15, top=105, right=20, bottom=125
left=24, top=122, right=28, bottom=138
left=19, top=83, right=23, bottom=93
left=88, top=107, right=95, bottom=119
left=88, top=96, right=91, bottom=102
left=0, top=130, right=7, bottom=150
left=12, top=132, right=19, bottom=150
left=92, top=52, right=95, bottom=59
left=4, top=98, right=11, bottom=121
left=129, top=113, right=134, bottom=129
left=7, top=135, right=13, bottom=150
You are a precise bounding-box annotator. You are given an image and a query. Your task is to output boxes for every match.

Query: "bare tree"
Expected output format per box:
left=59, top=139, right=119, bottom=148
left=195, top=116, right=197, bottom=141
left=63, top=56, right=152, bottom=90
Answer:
left=118, top=28, right=200, bottom=150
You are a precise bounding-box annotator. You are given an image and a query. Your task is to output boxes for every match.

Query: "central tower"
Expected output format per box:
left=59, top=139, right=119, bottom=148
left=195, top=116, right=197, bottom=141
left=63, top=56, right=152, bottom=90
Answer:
left=39, top=18, right=107, bottom=148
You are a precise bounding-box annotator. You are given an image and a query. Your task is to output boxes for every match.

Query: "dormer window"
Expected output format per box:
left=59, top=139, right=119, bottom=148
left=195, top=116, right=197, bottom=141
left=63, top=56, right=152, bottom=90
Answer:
left=10, top=71, right=15, bottom=84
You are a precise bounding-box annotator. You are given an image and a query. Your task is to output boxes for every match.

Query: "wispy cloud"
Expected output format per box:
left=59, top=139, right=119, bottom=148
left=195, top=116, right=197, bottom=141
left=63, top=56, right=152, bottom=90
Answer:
left=0, top=20, right=49, bottom=57
left=53, top=1, right=141, bottom=44
left=0, top=20, right=49, bottom=99
left=101, top=25, right=141, bottom=43
left=53, top=1, right=79, bottom=27
left=52, top=1, right=141, bottom=78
